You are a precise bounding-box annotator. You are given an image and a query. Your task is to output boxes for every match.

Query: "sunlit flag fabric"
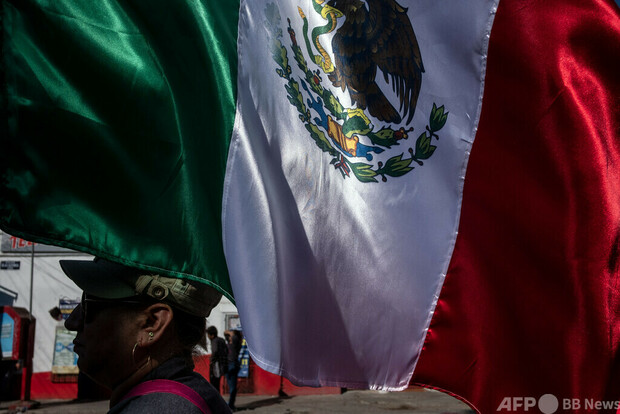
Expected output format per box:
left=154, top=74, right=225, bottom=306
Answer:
left=1, top=0, right=619, bottom=412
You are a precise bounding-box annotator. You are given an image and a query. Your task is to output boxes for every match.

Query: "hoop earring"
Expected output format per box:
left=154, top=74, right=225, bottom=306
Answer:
left=132, top=342, right=139, bottom=366
left=131, top=341, right=151, bottom=368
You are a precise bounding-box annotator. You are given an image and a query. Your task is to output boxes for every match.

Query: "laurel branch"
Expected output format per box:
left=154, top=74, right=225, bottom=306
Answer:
left=264, top=3, right=448, bottom=183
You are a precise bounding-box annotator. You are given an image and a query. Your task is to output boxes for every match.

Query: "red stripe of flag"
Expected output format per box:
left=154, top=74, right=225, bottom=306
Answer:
left=413, top=0, right=620, bottom=412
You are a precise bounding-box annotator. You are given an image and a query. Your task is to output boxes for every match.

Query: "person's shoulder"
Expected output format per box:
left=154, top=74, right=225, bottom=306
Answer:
left=216, top=337, right=228, bottom=348
left=108, top=375, right=232, bottom=414
left=108, top=392, right=203, bottom=413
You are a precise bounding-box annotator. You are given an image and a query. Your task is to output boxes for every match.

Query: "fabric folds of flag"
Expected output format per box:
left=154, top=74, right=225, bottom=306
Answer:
left=2, top=0, right=619, bottom=412
left=413, top=0, right=620, bottom=411
left=1, top=0, right=239, bottom=297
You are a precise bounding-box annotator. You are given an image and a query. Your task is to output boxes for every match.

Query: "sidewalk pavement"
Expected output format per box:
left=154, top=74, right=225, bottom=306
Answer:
left=1, top=388, right=474, bottom=414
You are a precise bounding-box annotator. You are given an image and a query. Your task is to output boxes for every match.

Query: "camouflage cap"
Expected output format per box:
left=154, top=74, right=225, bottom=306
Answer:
left=60, top=257, right=222, bottom=317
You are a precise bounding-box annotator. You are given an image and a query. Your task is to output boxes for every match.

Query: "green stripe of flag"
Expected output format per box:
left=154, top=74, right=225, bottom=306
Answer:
left=1, top=0, right=240, bottom=299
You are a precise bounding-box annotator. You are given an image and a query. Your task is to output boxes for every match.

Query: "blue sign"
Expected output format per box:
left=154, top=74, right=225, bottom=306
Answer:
left=59, top=298, right=80, bottom=320
left=52, top=326, right=78, bottom=374
left=238, top=339, right=250, bottom=378
left=1, top=313, right=15, bottom=358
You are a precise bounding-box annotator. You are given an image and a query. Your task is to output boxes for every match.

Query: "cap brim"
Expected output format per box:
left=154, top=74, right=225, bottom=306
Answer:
left=60, top=259, right=139, bottom=299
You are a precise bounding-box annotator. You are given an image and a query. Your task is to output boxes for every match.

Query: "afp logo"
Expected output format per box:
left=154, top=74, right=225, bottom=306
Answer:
left=497, top=394, right=559, bottom=414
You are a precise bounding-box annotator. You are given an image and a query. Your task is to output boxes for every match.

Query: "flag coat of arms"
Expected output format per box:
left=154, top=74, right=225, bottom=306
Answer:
left=1, top=0, right=619, bottom=412
left=225, top=0, right=493, bottom=389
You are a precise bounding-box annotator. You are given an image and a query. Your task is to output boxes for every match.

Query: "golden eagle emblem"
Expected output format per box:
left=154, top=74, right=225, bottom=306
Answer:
left=327, top=0, right=424, bottom=124
left=265, top=1, right=448, bottom=183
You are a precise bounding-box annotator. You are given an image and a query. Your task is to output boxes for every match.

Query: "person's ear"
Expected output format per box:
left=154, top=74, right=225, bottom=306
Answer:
left=139, top=303, right=173, bottom=346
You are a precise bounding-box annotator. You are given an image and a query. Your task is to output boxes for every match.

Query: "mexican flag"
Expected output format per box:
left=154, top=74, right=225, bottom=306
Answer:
left=2, top=0, right=619, bottom=412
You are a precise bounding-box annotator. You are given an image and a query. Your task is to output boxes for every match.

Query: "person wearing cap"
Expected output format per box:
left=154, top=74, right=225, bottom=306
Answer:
left=61, top=257, right=232, bottom=413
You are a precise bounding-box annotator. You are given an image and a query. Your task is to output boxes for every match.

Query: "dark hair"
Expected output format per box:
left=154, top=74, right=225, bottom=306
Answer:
left=173, top=308, right=207, bottom=366
left=206, top=326, right=218, bottom=337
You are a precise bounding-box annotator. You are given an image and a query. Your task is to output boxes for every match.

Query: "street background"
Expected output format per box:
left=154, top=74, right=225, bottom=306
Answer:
left=1, top=388, right=475, bottom=413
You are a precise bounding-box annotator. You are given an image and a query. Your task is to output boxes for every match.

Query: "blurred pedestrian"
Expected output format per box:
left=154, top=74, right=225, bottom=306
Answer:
left=224, top=330, right=242, bottom=411
left=207, top=326, right=228, bottom=394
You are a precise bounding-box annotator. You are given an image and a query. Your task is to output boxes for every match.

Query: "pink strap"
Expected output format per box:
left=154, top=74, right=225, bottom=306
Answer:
left=121, top=379, right=212, bottom=414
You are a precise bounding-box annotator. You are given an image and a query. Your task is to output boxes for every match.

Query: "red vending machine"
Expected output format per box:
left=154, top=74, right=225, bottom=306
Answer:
left=0, top=306, right=36, bottom=401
